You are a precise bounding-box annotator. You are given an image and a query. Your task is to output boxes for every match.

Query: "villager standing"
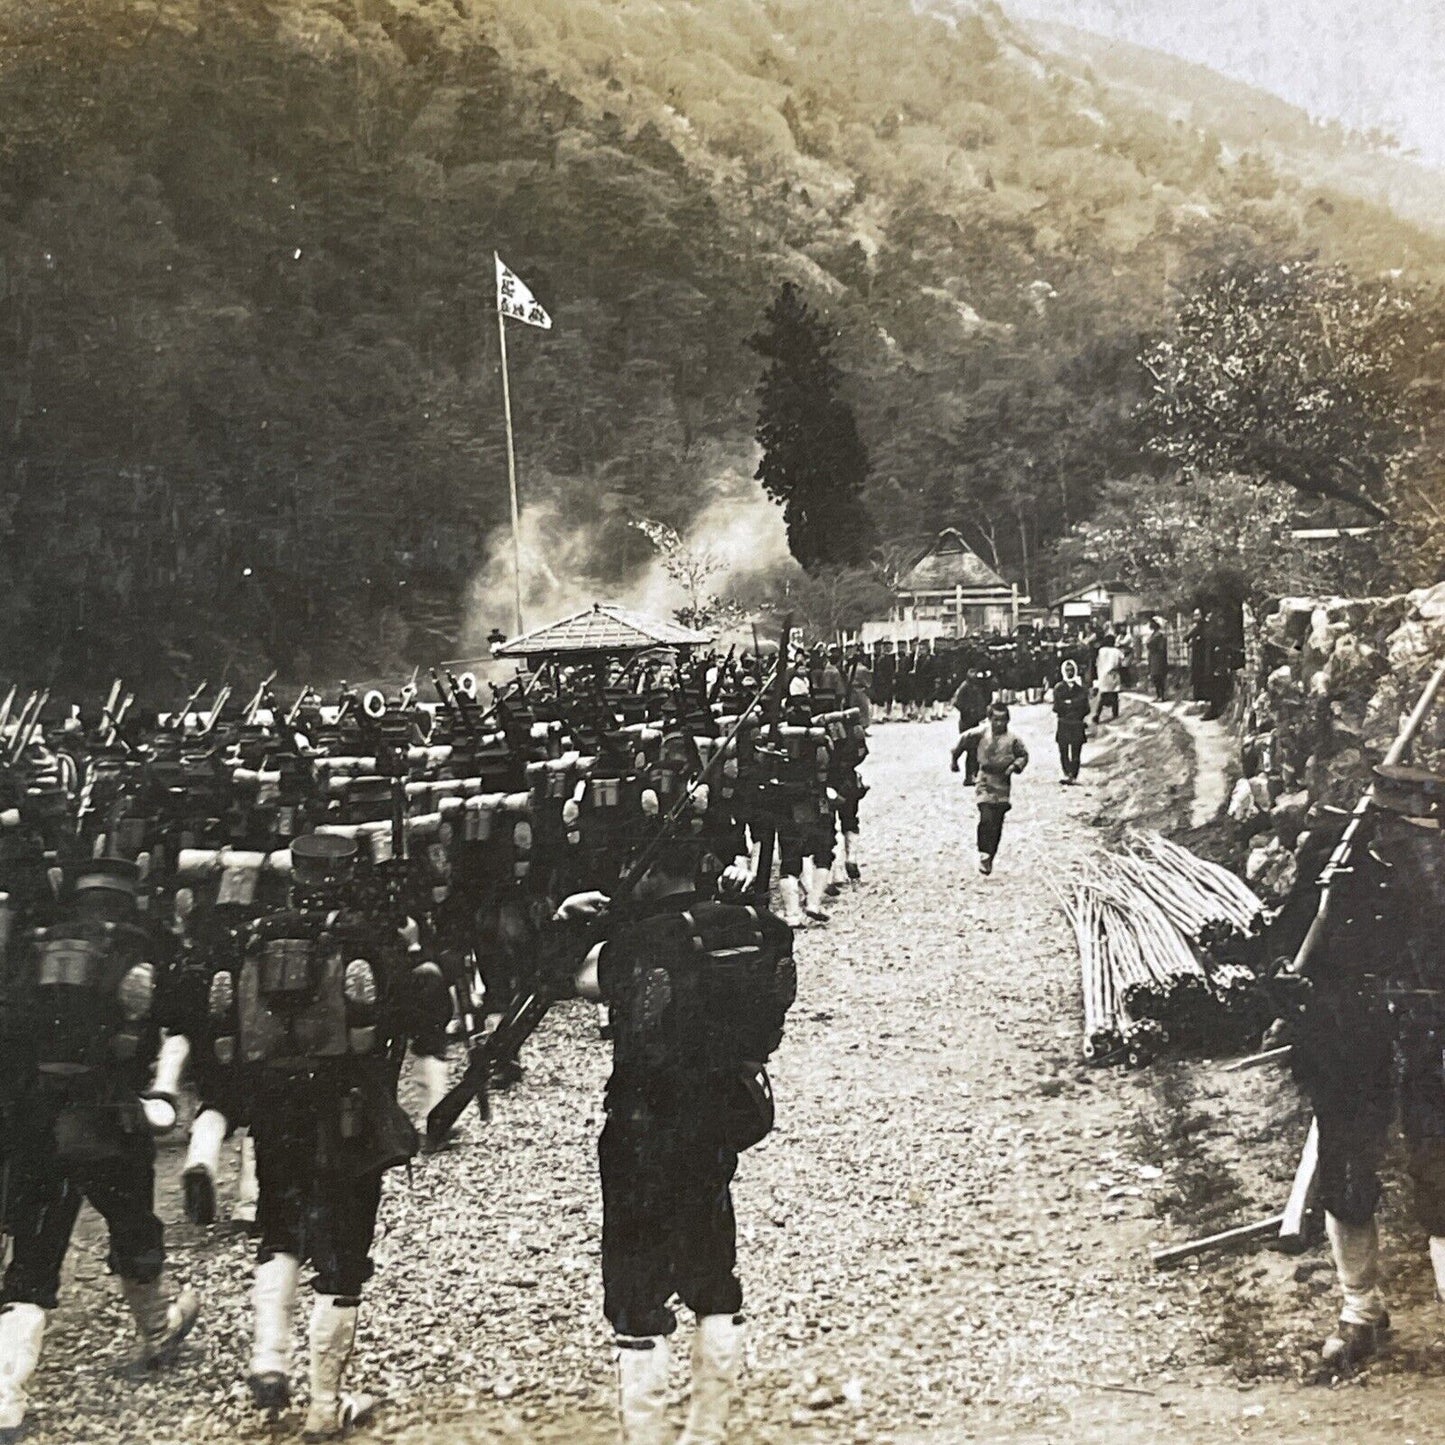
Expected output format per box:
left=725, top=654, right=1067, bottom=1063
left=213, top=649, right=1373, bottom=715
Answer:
left=1186, top=608, right=1211, bottom=703
left=1052, top=658, right=1090, bottom=784
left=1146, top=618, right=1169, bottom=701
left=950, top=702, right=1028, bottom=875
left=1090, top=635, right=1124, bottom=724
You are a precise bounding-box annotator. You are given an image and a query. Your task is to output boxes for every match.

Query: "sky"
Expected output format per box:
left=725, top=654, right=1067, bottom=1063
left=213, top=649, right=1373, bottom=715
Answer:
left=1000, top=0, right=1445, bottom=168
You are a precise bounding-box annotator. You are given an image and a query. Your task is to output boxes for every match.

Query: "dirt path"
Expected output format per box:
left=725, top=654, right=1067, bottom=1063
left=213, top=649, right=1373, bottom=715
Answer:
left=20, top=703, right=1445, bottom=1444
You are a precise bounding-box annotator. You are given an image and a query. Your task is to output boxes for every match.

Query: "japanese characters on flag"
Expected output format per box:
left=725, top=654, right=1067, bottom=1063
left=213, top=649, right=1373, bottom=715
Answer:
left=495, top=254, right=553, bottom=330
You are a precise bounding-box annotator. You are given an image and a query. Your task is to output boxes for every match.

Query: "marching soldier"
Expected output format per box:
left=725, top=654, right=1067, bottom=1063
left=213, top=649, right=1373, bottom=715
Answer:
left=227, top=833, right=450, bottom=1438
left=0, top=856, right=201, bottom=1438
left=564, top=833, right=796, bottom=1445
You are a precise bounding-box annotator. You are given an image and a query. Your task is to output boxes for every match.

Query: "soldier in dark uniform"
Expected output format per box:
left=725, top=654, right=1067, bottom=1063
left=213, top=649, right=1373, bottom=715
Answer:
left=565, top=835, right=796, bottom=1445
left=1287, top=781, right=1445, bottom=1374
left=950, top=668, right=992, bottom=786
left=0, top=856, right=201, bottom=1437
left=225, top=834, right=450, bottom=1438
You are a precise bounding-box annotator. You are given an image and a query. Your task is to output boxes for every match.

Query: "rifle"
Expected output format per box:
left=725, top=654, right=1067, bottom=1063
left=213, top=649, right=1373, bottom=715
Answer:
left=1274, top=655, right=1445, bottom=988
left=8, top=688, right=49, bottom=764
left=750, top=616, right=794, bottom=903
left=284, top=685, right=311, bottom=730
left=425, top=653, right=783, bottom=1147
left=244, top=670, right=278, bottom=727
left=399, top=665, right=421, bottom=710
left=201, top=684, right=233, bottom=738
left=171, top=679, right=210, bottom=733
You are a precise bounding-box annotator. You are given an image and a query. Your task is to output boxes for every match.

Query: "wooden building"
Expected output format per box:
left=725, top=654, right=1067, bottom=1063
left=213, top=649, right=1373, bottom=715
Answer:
left=862, top=529, right=1020, bottom=643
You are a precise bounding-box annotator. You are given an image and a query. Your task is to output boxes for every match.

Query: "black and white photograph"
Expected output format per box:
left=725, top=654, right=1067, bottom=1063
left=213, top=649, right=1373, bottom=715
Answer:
left=2, top=1, right=1445, bottom=1440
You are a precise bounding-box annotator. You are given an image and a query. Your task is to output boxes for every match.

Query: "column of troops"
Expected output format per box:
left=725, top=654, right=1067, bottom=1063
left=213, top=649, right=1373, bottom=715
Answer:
left=0, top=649, right=867, bottom=1443
left=862, top=632, right=1096, bottom=722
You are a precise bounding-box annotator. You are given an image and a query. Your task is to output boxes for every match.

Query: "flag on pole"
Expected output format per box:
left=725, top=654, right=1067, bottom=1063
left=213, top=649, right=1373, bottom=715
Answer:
left=495, top=254, right=553, bottom=330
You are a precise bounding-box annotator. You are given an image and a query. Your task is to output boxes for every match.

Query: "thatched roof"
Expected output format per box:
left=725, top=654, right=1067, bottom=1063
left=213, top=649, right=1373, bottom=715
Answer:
left=900, top=529, right=1010, bottom=594
left=492, top=604, right=710, bottom=657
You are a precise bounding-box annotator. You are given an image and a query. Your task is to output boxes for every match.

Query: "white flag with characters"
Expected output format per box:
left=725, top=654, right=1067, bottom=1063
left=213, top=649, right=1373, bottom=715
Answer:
left=495, top=254, right=553, bottom=330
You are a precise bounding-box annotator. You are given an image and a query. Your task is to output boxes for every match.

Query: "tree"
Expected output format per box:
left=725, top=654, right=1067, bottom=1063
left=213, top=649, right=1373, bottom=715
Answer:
left=730, top=559, right=892, bottom=640
left=630, top=518, right=747, bottom=630
left=1139, top=260, right=1424, bottom=521
left=749, top=283, right=875, bottom=572
left=1051, top=472, right=1364, bottom=609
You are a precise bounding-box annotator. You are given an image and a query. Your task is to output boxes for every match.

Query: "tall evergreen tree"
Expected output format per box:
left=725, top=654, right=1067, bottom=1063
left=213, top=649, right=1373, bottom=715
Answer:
left=750, top=283, right=875, bottom=572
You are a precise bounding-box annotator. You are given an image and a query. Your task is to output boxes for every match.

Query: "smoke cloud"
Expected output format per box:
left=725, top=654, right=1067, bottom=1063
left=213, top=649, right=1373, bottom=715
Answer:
left=457, top=454, right=792, bottom=672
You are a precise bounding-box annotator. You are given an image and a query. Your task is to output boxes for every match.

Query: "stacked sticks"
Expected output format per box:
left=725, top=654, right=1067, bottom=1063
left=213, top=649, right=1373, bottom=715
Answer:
left=1062, top=832, right=1268, bottom=1068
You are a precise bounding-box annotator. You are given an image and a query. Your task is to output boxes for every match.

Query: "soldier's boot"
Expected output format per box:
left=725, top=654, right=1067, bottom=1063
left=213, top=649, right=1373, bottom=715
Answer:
left=416, top=1054, right=448, bottom=1118
left=182, top=1107, right=228, bottom=1226
left=414, top=1055, right=454, bottom=1152
left=843, top=831, right=862, bottom=881
left=826, top=854, right=847, bottom=897
left=120, top=1274, right=200, bottom=1369
left=247, top=1253, right=300, bottom=1415
left=802, top=863, right=830, bottom=924
left=1430, top=1236, right=1445, bottom=1302
left=615, top=1335, right=670, bottom=1445
left=777, top=877, right=805, bottom=929
left=140, top=1031, right=189, bottom=1135
left=233, top=1130, right=259, bottom=1230
left=1320, top=1213, right=1389, bottom=1374
left=0, top=1304, right=46, bottom=1439
left=677, top=1314, right=743, bottom=1445
left=301, top=1296, right=375, bottom=1441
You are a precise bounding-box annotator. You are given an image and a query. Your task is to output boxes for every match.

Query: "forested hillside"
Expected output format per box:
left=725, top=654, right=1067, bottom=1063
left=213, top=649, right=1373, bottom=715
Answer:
left=3, top=0, right=1441, bottom=685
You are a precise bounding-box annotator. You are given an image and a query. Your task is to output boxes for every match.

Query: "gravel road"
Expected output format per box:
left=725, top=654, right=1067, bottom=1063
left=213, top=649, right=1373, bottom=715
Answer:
left=19, top=702, right=1445, bottom=1444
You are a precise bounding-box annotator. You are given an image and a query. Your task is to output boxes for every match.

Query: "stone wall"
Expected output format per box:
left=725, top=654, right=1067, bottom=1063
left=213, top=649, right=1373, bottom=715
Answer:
left=1227, top=588, right=1445, bottom=901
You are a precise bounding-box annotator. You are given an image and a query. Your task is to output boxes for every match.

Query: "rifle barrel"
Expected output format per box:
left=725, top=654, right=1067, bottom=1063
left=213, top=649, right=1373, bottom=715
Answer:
left=1289, top=654, right=1445, bottom=975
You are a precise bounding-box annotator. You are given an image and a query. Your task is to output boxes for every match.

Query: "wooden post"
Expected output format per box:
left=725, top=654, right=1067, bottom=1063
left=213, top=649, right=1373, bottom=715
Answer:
left=1151, top=1214, right=1286, bottom=1271
left=496, top=272, right=524, bottom=638
left=1278, top=1118, right=1320, bottom=1252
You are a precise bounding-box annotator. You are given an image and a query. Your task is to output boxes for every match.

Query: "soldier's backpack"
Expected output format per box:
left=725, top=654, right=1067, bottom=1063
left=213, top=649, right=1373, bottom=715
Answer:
left=236, top=911, right=378, bottom=1070
left=619, top=900, right=796, bottom=1148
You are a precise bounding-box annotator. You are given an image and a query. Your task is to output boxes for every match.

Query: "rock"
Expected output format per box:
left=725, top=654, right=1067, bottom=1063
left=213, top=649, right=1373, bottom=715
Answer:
left=1270, top=790, right=1310, bottom=848
left=1410, top=582, right=1445, bottom=620
left=1361, top=677, right=1404, bottom=754
left=1329, top=697, right=1369, bottom=748
left=1323, top=634, right=1386, bottom=696
left=1304, top=611, right=1345, bottom=670
left=1361, top=595, right=1411, bottom=642
left=1387, top=617, right=1435, bottom=672
left=1323, top=598, right=1368, bottom=630
left=1247, top=775, right=1273, bottom=811
left=1228, top=777, right=1261, bottom=824
left=1304, top=747, right=1366, bottom=809
left=1276, top=598, right=1315, bottom=646
left=1265, top=665, right=1301, bottom=703
left=1246, top=836, right=1298, bottom=899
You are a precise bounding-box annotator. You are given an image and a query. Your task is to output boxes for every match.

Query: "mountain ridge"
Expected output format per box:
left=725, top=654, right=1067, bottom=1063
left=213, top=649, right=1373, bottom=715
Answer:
left=1, top=0, right=1440, bottom=684
left=1024, top=15, right=1445, bottom=238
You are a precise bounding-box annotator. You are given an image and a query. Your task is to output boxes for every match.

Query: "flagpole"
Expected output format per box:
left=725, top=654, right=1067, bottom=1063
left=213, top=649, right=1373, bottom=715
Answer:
left=495, top=264, right=524, bottom=637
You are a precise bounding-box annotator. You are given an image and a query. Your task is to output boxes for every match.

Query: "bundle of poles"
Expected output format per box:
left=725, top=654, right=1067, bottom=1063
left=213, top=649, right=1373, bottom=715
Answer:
left=1061, top=831, right=1268, bottom=1068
